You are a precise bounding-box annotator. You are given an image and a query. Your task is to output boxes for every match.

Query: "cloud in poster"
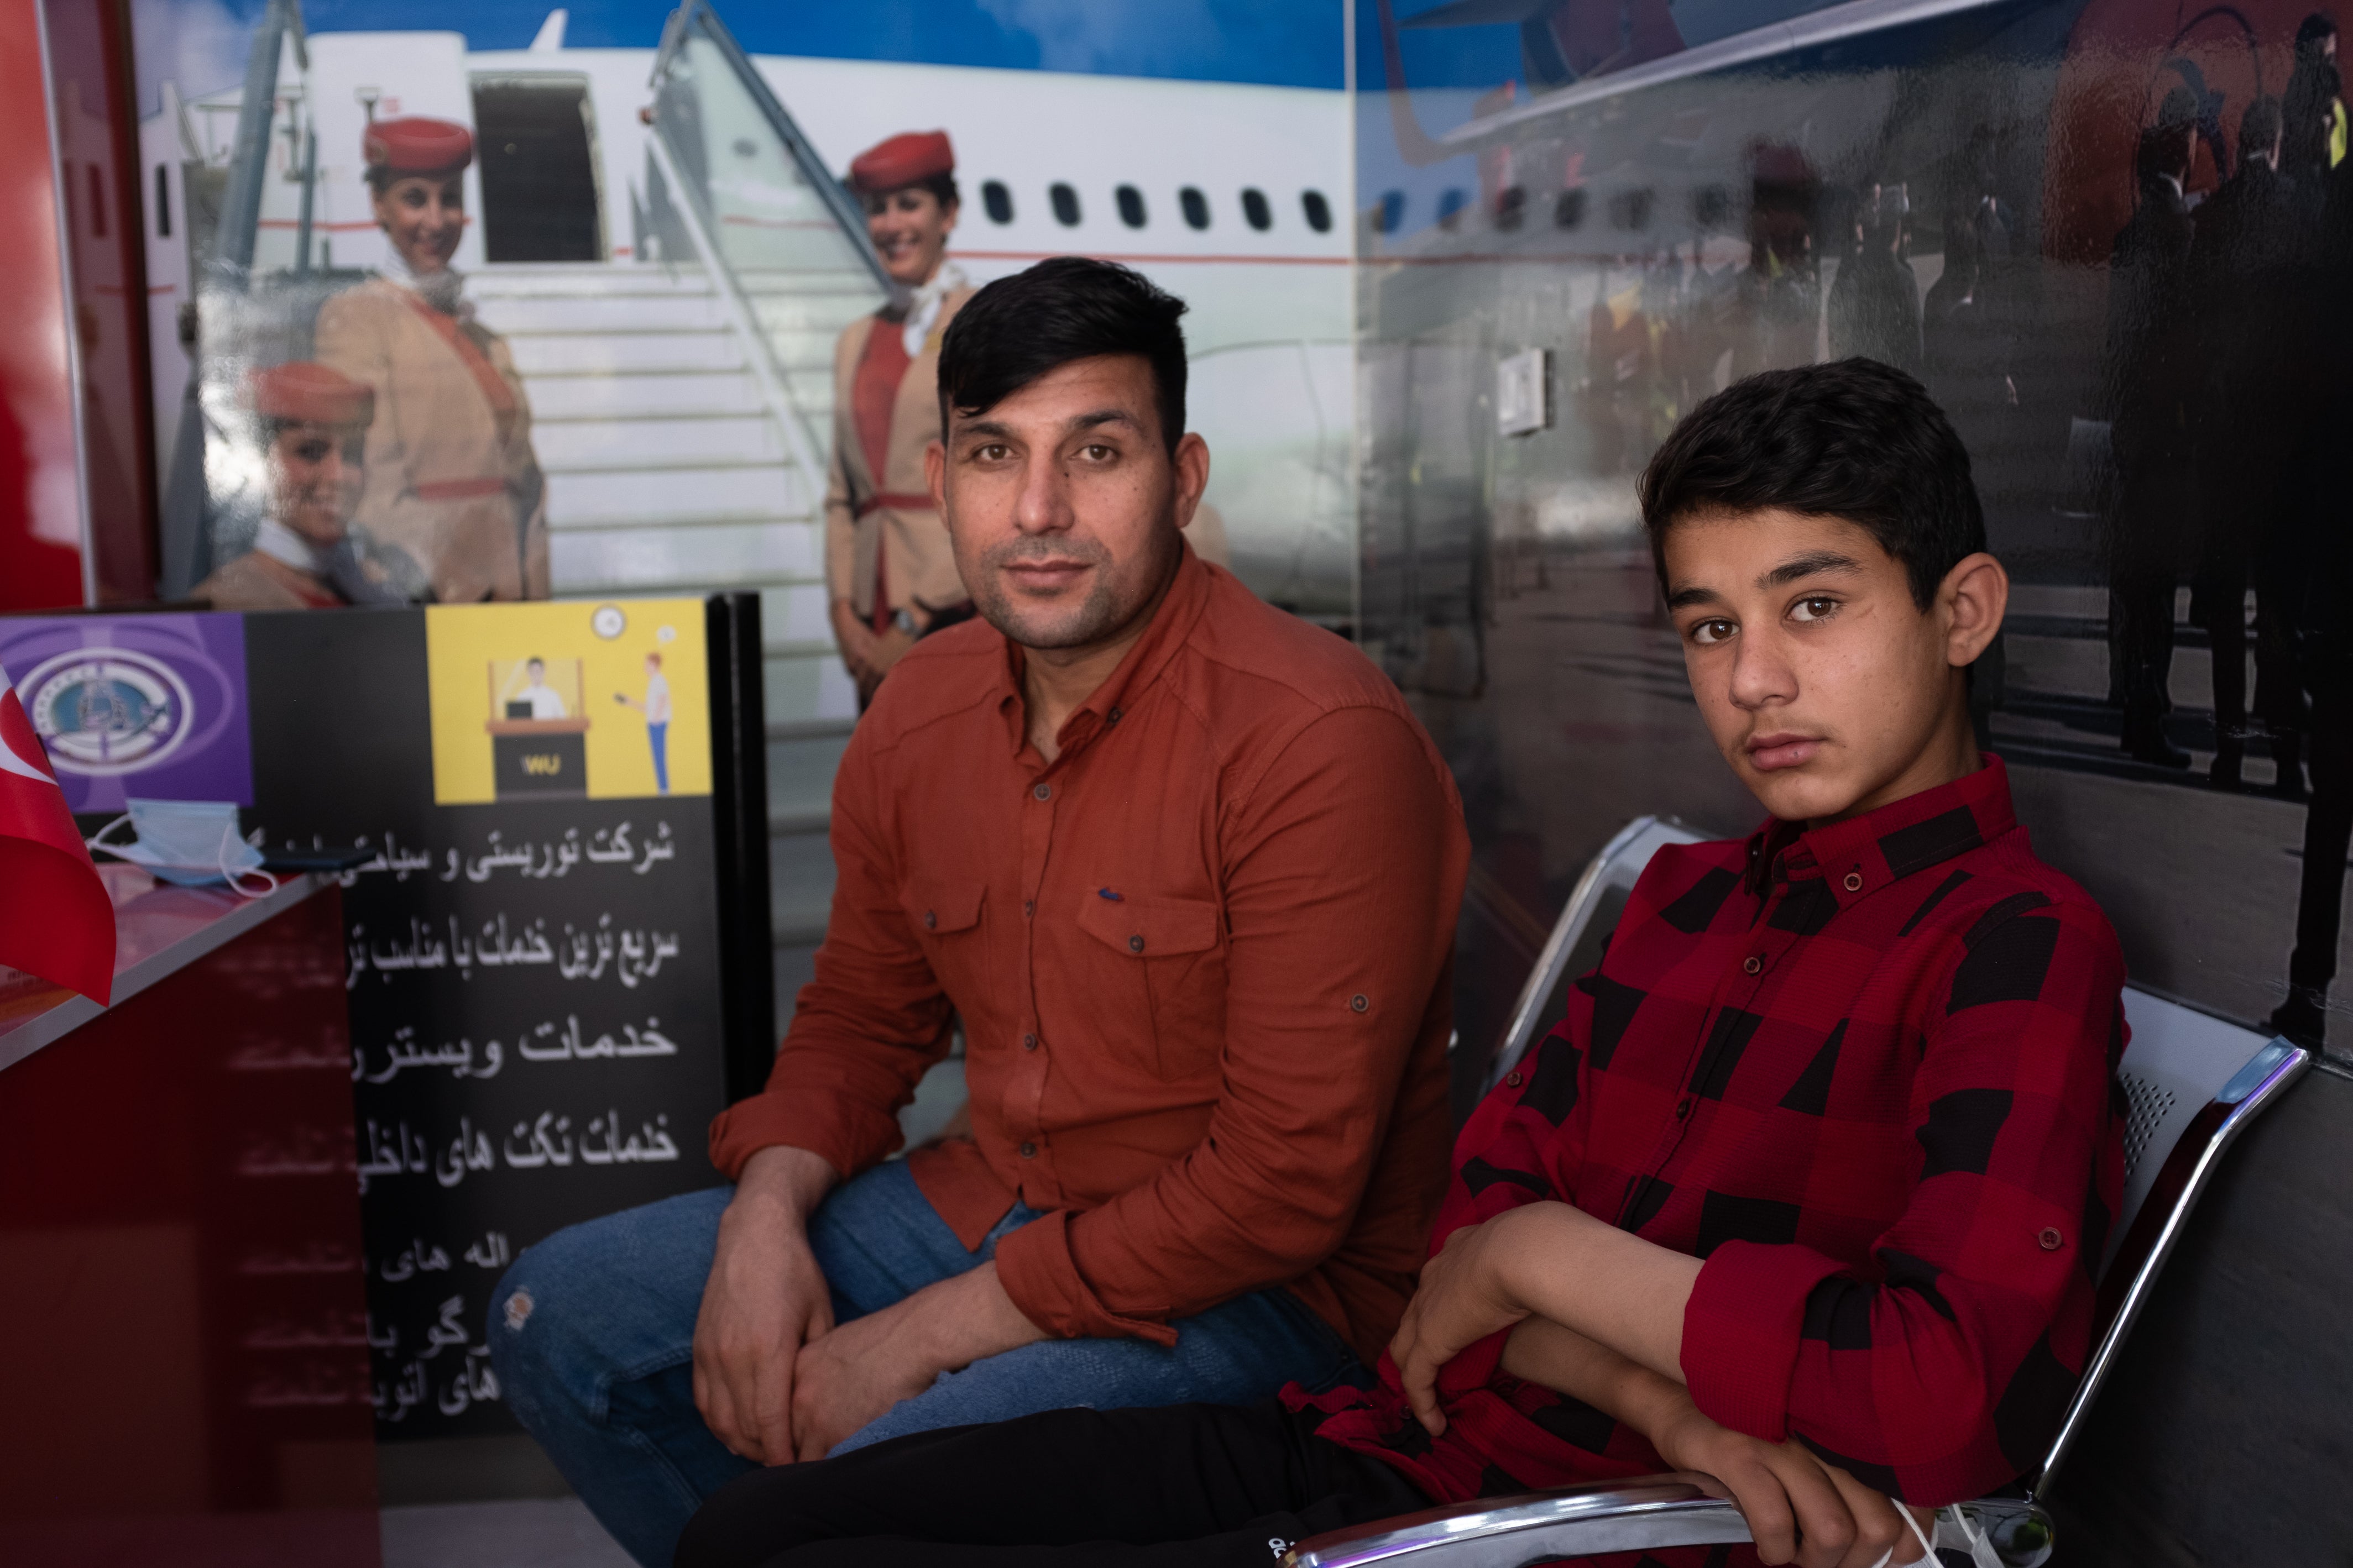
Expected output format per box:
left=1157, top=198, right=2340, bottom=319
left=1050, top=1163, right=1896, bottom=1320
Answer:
left=132, top=0, right=266, bottom=118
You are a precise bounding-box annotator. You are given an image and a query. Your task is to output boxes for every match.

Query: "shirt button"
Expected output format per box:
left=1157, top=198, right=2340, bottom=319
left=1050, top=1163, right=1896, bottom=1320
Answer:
left=1743, top=954, right=1764, bottom=976
left=1128, top=935, right=1145, bottom=953
left=1022, top=1032, right=1038, bottom=1050
left=1675, top=1098, right=1692, bottom=1120
left=1505, top=1070, right=1522, bottom=1087
left=1024, top=900, right=1034, bottom=917
left=1350, top=994, right=1369, bottom=1013
left=1108, top=707, right=1123, bottom=725
left=2038, top=1227, right=2064, bottom=1251
left=1033, top=783, right=1052, bottom=801
left=1844, top=870, right=1864, bottom=893
left=1019, top=1141, right=1037, bottom=1158
left=923, top=910, right=937, bottom=930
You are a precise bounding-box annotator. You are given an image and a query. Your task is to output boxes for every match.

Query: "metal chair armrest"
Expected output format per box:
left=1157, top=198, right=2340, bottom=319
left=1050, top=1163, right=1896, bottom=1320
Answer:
left=1281, top=1480, right=2059, bottom=1568
left=1280, top=1475, right=1748, bottom=1567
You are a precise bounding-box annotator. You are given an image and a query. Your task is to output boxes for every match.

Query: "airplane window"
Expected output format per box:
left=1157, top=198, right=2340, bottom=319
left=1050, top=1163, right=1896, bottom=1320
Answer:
left=1180, top=186, right=1210, bottom=229
left=1116, top=184, right=1147, bottom=228
left=1610, top=188, right=1654, bottom=230
left=1301, top=189, right=1332, bottom=232
left=1496, top=185, right=1526, bottom=232
left=154, top=164, right=171, bottom=238
left=1241, top=187, right=1272, bottom=230
left=1050, top=182, right=1082, bottom=226
left=982, top=180, right=1014, bottom=223
left=1437, top=187, right=1467, bottom=230
left=1378, top=190, right=1404, bottom=233
left=1555, top=187, right=1587, bottom=229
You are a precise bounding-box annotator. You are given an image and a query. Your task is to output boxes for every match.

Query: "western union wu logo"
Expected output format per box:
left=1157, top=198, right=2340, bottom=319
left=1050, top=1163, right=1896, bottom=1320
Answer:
left=522, top=753, right=564, bottom=776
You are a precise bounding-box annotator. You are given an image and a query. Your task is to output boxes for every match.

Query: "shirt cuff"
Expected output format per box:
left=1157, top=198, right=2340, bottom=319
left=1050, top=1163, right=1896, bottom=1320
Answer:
left=993, top=1209, right=1180, bottom=1348
left=1680, top=1241, right=1848, bottom=1441
left=704, top=1088, right=897, bottom=1186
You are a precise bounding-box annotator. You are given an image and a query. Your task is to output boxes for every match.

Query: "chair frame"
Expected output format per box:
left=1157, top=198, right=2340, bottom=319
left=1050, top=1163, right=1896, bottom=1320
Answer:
left=1287, top=820, right=2312, bottom=1568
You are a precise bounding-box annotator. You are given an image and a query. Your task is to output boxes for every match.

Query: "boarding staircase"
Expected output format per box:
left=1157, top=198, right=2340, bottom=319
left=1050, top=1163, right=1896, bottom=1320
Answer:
left=469, top=0, right=897, bottom=1013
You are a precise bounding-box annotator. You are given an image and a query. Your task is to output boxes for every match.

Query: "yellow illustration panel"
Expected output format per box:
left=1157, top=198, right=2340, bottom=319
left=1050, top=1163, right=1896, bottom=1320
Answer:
left=425, top=600, right=712, bottom=805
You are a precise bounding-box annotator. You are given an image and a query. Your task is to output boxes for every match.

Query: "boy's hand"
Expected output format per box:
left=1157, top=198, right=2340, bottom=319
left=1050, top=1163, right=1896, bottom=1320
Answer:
left=1390, top=1210, right=1541, bottom=1436
left=1649, top=1392, right=1930, bottom=1568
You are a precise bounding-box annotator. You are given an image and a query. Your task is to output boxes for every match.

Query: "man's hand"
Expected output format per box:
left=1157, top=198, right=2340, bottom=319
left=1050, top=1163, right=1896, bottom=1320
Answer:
left=789, top=1261, right=1047, bottom=1460
left=691, top=1146, right=838, bottom=1465
left=854, top=624, right=916, bottom=705
left=1648, top=1391, right=1931, bottom=1568
left=1390, top=1212, right=1540, bottom=1436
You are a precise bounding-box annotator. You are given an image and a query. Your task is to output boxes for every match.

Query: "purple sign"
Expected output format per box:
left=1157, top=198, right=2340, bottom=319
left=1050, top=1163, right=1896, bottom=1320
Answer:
left=0, top=614, right=254, bottom=812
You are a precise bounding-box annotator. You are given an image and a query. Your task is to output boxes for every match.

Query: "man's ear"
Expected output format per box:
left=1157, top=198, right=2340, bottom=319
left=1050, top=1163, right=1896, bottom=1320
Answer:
left=925, top=438, right=948, bottom=523
left=1171, top=432, right=1211, bottom=531
left=1939, top=550, right=2009, bottom=667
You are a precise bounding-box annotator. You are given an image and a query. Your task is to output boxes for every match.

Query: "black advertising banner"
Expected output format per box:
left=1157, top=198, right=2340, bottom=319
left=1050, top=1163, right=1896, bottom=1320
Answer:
left=240, top=596, right=767, bottom=1440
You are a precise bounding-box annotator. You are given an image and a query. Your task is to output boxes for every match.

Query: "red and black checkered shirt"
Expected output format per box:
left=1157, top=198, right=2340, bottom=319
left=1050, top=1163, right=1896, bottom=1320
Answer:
left=1296, top=756, right=2126, bottom=1529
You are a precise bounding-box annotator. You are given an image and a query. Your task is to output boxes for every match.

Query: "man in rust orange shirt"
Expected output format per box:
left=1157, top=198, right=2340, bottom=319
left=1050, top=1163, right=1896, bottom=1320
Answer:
left=491, top=258, right=1469, bottom=1568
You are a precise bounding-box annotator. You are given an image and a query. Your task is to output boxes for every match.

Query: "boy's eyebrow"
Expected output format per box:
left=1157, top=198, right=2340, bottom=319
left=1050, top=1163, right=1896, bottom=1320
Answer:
left=1663, top=584, right=1724, bottom=610
left=1758, top=550, right=1864, bottom=588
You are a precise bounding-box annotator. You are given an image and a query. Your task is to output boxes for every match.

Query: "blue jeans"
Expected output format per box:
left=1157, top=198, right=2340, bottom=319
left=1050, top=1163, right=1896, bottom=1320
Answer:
left=489, top=1162, right=1367, bottom=1568
left=647, top=721, right=668, bottom=793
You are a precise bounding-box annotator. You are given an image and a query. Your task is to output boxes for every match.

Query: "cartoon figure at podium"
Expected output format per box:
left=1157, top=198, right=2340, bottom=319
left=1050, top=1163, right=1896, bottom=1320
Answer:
left=424, top=601, right=711, bottom=806
left=486, top=655, right=588, bottom=799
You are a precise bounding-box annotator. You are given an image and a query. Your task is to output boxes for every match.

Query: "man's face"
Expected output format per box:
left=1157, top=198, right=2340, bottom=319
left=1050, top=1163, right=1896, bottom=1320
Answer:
left=527, top=660, right=545, bottom=681
left=929, top=354, right=1207, bottom=654
left=373, top=174, right=465, bottom=274
left=1662, top=508, right=2002, bottom=825
left=268, top=421, right=360, bottom=546
left=865, top=187, right=956, bottom=288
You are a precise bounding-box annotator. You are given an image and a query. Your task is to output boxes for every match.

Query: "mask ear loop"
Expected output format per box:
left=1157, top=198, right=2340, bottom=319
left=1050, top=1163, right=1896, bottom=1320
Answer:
left=84, top=812, right=135, bottom=861
left=1868, top=1504, right=1944, bottom=1568
left=217, top=820, right=280, bottom=899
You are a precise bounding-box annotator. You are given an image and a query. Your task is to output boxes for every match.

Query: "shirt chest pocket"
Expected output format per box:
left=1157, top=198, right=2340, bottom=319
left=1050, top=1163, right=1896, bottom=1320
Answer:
left=904, top=880, right=987, bottom=990
left=1074, top=892, right=1226, bottom=1079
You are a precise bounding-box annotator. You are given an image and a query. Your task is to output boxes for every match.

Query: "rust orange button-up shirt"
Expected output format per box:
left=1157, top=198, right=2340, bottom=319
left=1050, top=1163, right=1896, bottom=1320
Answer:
left=708, top=549, right=1469, bottom=1361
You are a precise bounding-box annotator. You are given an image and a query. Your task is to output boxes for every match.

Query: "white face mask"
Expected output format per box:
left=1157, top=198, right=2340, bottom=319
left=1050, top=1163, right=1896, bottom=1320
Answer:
left=89, top=799, right=278, bottom=896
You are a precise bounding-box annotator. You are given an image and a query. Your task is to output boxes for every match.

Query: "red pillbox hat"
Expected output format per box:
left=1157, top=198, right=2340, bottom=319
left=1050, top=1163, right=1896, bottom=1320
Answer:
left=849, top=130, right=955, bottom=193
left=362, top=116, right=475, bottom=175
left=249, top=361, right=375, bottom=429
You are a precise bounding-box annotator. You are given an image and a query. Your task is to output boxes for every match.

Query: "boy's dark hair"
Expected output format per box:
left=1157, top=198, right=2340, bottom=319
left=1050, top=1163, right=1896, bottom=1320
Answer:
left=2242, top=93, right=2286, bottom=156
left=938, top=258, right=1189, bottom=453
left=1638, top=358, right=1985, bottom=608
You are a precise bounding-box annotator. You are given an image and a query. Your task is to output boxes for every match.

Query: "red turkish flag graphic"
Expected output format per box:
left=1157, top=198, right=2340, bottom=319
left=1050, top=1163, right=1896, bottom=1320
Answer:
left=0, top=664, right=116, bottom=1003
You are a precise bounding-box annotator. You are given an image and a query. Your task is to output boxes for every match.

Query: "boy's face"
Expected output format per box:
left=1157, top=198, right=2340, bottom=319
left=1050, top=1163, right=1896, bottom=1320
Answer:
left=1662, top=508, right=2005, bottom=826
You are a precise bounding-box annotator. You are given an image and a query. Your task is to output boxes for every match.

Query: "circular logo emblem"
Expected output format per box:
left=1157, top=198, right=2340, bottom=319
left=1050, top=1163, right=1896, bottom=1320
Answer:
left=20, top=649, right=195, bottom=777
left=591, top=604, right=627, bottom=640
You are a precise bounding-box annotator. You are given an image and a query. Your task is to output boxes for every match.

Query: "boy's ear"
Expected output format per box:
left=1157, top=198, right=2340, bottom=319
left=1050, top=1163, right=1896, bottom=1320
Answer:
left=1939, top=551, right=2009, bottom=668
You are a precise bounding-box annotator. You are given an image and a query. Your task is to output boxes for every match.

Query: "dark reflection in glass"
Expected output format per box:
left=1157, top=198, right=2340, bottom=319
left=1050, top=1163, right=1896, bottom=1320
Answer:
left=1359, top=0, right=2353, bottom=1076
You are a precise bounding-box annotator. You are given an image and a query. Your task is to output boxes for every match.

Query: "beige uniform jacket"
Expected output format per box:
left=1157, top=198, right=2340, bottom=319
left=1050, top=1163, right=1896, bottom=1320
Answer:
left=824, top=287, right=975, bottom=621
left=316, top=277, right=551, bottom=604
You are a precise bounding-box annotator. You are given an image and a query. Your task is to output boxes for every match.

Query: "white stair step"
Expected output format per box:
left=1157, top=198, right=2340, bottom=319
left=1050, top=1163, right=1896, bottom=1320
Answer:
left=522, top=371, right=766, bottom=419
left=511, top=332, right=747, bottom=375
left=768, top=730, right=850, bottom=831
left=765, top=650, right=858, bottom=730
left=760, top=584, right=832, bottom=648
left=534, top=414, right=786, bottom=469
left=545, top=463, right=808, bottom=525
left=770, top=830, right=838, bottom=946
left=551, top=521, right=819, bottom=595
left=482, top=295, right=735, bottom=334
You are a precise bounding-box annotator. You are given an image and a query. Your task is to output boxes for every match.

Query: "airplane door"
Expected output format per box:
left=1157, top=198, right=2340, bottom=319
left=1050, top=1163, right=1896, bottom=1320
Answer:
left=471, top=76, right=604, bottom=262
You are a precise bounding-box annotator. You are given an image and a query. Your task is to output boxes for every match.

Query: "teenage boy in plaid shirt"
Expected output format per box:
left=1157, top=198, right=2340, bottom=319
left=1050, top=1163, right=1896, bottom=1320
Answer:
left=675, top=360, right=2128, bottom=1568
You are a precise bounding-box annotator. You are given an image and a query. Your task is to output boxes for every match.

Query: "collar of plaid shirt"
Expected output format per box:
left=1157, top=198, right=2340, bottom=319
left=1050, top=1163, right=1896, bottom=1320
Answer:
left=1294, top=754, right=2128, bottom=1522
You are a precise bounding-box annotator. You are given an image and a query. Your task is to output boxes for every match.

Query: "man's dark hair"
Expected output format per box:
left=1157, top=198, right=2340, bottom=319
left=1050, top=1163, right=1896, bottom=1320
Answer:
left=1637, top=359, right=1985, bottom=609
left=938, top=258, right=1189, bottom=454
left=2242, top=93, right=2285, bottom=158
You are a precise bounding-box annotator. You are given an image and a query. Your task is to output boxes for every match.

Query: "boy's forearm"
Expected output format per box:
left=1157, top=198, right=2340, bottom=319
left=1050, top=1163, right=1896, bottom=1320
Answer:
left=1500, top=1316, right=1688, bottom=1438
left=1493, top=1202, right=1705, bottom=1385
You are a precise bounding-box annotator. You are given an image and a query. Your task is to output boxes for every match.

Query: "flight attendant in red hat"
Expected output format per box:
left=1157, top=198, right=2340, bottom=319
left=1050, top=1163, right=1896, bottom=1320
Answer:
left=827, top=129, right=977, bottom=704
left=316, top=116, right=550, bottom=603
left=192, top=361, right=426, bottom=610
